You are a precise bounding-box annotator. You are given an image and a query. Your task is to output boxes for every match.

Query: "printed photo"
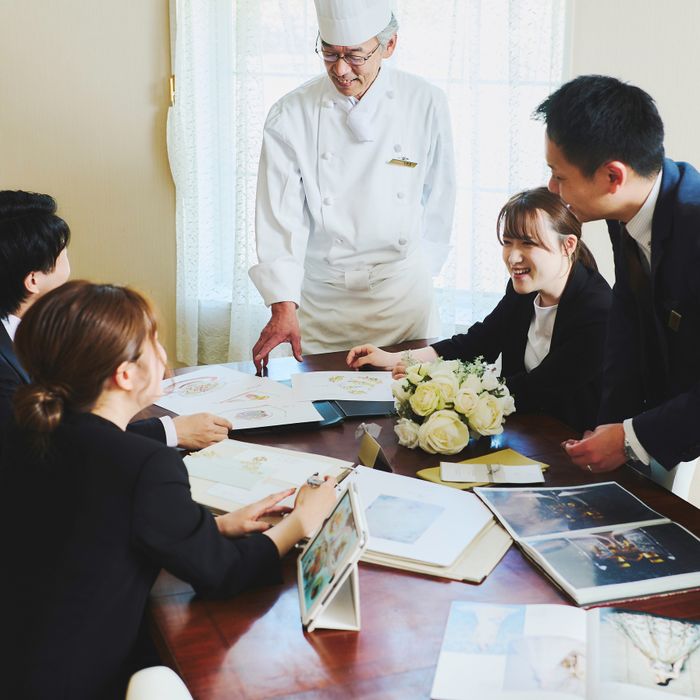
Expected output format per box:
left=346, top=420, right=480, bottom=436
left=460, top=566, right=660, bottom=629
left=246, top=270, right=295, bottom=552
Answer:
left=441, top=603, right=525, bottom=654
left=531, top=523, right=700, bottom=589
left=600, top=608, right=700, bottom=695
left=479, top=483, right=663, bottom=539
left=365, top=494, right=444, bottom=544
left=504, top=635, right=585, bottom=696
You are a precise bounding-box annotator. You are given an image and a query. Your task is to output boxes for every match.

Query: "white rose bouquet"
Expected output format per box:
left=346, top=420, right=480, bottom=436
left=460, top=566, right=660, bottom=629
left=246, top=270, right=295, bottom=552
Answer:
left=392, top=356, right=515, bottom=455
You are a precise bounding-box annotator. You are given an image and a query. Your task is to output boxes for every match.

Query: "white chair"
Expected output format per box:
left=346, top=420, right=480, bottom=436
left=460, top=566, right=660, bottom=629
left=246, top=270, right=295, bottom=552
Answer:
left=126, top=666, right=193, bottom=700
left=646, top=458, right=700, bottom=509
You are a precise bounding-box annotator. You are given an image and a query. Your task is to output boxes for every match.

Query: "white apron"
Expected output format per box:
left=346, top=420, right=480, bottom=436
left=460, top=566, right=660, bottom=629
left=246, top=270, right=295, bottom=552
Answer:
left=299, top=250, right=440, bottom=354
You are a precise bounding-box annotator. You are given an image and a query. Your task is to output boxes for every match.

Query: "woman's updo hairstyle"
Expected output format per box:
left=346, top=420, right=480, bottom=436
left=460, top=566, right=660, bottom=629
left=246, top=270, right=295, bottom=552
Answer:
left=496, top=186, right=598, bottom=271
left=13, top=280, right=159, bottom=436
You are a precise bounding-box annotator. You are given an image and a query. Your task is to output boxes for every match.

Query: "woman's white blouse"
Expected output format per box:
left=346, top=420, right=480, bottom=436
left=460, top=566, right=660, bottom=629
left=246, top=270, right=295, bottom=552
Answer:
left=523, top=294, right=559, bottom=372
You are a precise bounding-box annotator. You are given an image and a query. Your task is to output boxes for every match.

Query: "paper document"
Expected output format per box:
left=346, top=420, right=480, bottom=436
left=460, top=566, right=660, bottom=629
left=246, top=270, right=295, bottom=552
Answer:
left=440, top=462, right=544, bottom=484
left=347, top=465, right=493, bottom=567
left=154, top=365, right=322, bottom=428
left=291, top=371, right=394, bottom=402
left=417, top=449, right=549, bottom=491
left=185, top=439, right=352, bottom=510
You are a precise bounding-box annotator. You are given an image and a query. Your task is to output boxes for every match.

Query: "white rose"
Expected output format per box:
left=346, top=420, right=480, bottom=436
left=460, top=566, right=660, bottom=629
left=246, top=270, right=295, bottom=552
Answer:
left=391, top=379, right=412, bottom=403
left=409, top=380, right=445, bottom=416
left=394, top=418, right=420, bottom=449
left=461, top=373, right=483, bottom=393
left=454, top=387, right=479, bottom=416
left=499, top=393, right=516, bottom=416
left=431, top=373, right=460, bottom=405
left=469, top=393, right=504, bottom=436
left=427, top=359, right=461, bottom=378
left=417, top=410, right=470, bottom=455
left=405, top=363, right=430, bottom=386
left=481, top=365, right=500, bottom=391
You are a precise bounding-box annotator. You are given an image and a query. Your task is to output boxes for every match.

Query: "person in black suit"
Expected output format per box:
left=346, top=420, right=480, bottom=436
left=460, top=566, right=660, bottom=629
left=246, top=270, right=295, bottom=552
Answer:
left=347, top=187, right=611, bottom=433
left=0, top=190, right=231, bottom=451
left=536, top=75, right=700, bottom=473
left=0, top=280, right=337, bottom=700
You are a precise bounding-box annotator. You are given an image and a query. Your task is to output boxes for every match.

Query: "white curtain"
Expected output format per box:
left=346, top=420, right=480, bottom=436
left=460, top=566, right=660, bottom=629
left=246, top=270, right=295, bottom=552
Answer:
left=168, top=0, right=568, bottom=365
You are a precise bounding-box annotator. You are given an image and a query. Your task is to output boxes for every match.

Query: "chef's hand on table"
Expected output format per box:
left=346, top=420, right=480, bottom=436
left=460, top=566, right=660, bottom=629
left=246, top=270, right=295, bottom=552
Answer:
left=252, top=301, right=303, bottom=373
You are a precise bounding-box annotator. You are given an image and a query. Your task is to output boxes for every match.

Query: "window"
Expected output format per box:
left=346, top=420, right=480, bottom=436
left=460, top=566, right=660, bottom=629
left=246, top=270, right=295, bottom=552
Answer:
left=168, top=0, right=568, bottom=363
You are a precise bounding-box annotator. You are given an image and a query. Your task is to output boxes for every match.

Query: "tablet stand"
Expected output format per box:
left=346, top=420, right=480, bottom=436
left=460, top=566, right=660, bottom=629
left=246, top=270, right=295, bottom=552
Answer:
left=306, top=564, right=360, bottom=633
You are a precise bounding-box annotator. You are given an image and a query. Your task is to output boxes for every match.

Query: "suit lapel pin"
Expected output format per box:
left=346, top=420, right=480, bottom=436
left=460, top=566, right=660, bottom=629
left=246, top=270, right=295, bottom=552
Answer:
left=668, top=310, right=682, bottom=332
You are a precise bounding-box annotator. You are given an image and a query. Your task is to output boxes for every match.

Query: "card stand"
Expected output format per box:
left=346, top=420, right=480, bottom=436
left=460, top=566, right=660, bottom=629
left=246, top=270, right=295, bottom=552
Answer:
left=306, top=564, right=360, bottom=633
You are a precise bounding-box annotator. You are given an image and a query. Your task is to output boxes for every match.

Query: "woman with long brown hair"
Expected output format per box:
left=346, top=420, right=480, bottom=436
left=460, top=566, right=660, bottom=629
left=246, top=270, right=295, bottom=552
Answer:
left=347, top=187, right=612, bottom=431
left=0, top=281, right=336, bottom=700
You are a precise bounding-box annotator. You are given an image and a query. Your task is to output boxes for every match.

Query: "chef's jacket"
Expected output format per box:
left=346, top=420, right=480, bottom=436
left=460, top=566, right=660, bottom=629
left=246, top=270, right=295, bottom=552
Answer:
left=249, top=65, right=456, bottom=309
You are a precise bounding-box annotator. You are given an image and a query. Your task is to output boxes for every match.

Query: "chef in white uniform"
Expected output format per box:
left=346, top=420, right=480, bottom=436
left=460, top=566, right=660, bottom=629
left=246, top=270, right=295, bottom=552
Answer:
left=249, top=0, right=455, bottom=368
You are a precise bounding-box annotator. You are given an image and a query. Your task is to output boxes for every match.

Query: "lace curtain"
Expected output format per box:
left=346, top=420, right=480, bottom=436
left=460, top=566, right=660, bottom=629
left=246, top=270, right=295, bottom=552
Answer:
left=168, top=0, right=568, bottom=365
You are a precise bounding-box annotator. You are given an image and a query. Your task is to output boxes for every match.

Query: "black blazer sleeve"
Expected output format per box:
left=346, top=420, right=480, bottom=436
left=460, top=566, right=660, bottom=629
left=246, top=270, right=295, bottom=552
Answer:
left=0, top=325, right=27, bottom=450
left=131, top=447, right=282, bottom=597
left=127, top=417, right=167, bottom=444
left=431, top=290, right=520, bottom=363
left=0, top=361, right=19, bottom=444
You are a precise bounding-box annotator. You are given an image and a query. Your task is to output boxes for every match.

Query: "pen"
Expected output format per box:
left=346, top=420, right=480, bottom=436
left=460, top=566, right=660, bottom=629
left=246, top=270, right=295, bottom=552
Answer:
left=306, top=472, right=324, bottom=488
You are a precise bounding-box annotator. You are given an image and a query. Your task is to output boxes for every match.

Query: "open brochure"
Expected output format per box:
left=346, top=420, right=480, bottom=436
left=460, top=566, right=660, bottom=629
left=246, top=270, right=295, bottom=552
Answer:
left=432, top=601, right=700, bottom=700
left=475, top=482, right=700, bottom=605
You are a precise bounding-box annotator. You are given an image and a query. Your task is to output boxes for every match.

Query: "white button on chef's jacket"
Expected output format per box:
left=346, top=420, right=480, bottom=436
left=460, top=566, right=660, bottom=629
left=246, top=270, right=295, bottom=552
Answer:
left=321, top=152, right=332, bottom=160
left=323, top=197, right=333, bottom=206
left=386, top=90, right=395, bottom=99
left=335, top=237, right=343, bottom=244
left=397, top=192, right=405, bottom=199
left=323, top=99, right=334, bottom=108
left=394, top=144, right=401, bottom=152
left=398, top=238, right=407, bottom=245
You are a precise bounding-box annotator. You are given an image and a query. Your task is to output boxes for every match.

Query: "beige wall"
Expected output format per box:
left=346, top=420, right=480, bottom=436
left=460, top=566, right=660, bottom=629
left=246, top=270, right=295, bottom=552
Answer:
left=0, top=0, right=177, bottom=356
left=569, top=0, right=700, bottom=283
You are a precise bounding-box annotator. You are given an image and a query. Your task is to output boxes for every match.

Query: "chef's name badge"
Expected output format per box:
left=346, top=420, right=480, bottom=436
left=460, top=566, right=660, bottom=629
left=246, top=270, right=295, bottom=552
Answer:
left=388, top=156, right=417, bottom=168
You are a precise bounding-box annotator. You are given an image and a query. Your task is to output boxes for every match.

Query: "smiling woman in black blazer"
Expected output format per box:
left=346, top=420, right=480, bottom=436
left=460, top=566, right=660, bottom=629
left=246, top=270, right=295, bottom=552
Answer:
left=0, top=281, right=336, bottom=700
left=347, top=187, right=612, bottom=432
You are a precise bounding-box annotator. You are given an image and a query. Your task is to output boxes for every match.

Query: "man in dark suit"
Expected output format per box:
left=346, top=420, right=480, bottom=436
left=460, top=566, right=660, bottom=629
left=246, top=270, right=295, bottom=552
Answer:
left=0, top=190, right=231, bottom=451
left=534, top=75, right=700, bottom=475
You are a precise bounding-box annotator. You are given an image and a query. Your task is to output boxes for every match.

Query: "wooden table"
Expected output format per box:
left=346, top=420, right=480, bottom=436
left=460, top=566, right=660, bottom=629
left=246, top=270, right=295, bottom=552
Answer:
left=146, top=348, right=700, bottom=700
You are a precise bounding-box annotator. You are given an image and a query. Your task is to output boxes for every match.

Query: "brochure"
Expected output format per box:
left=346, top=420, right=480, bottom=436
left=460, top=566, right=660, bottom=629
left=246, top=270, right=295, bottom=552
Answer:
left=432, top=601, right=700, bottom=700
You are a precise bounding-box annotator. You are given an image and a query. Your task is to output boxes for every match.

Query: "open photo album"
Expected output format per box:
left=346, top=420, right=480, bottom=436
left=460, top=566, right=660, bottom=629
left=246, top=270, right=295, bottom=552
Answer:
left=432, top=601, right=700, bottom=700
left=474, top=482, right=700, bottom=605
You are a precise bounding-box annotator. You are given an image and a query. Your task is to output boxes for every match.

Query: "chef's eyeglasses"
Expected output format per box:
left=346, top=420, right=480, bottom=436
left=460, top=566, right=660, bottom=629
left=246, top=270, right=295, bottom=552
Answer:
left=314, top=38, right=382, bottom=66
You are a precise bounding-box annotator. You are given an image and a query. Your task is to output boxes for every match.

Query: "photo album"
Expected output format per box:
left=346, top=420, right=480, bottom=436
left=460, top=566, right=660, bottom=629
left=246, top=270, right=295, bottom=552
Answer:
left=432, top=601, right=700, bottom=700
left=475, top=482, right=700, bottom=605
